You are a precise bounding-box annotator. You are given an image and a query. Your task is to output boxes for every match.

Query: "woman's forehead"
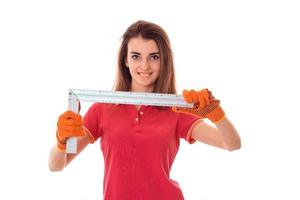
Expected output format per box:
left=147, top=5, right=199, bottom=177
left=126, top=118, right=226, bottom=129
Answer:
left=127, top=36, right=159, bottom=53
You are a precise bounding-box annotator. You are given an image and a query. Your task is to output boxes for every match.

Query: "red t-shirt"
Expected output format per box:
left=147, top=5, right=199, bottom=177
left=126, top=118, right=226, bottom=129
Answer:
left=83, top=103, right=201, bottom=200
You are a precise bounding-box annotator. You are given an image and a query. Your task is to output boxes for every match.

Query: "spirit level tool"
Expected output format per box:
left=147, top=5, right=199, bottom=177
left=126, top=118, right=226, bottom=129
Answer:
left=67, top=89, right=194, bottom=153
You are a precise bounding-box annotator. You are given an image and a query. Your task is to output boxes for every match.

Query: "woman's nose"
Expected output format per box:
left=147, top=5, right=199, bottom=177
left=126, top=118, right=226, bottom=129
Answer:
left=140, top=59, right=150, bottom=70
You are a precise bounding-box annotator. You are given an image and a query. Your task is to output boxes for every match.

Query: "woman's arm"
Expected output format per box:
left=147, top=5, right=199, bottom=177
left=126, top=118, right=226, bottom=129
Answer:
left=48, top=129, right=91, bottom=171
left=191, top=116, right=241, bottom=151
left=173, top=88, right=241, bottom=151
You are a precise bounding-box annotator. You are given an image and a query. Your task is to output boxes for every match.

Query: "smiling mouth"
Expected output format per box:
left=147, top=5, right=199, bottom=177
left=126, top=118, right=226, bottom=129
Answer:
left=138, top=72, right=152, bottom=77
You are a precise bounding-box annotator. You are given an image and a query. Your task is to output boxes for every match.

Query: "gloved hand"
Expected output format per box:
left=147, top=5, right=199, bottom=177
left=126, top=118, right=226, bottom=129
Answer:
left=172, top=88, right=225, bottom=123
left=56, top=111, right=84, bottom=151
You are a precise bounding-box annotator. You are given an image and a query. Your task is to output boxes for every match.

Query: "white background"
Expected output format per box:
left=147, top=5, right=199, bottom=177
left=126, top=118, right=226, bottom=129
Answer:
left=0, top=0, right=300, bottom=199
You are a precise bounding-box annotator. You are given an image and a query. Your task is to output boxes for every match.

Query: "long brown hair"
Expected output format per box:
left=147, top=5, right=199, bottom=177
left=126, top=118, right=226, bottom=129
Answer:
left=114, top=20, right=177, bottom=94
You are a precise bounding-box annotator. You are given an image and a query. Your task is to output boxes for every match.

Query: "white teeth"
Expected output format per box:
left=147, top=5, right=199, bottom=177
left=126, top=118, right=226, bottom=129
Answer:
left=139, top=73, right=151, bottom=77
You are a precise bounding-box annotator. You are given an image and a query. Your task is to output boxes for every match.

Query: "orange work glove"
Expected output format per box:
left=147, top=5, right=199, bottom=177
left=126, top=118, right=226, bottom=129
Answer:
left=172, top=89, right=225, bottom=123
left=56, top=111, right=84, bottom=151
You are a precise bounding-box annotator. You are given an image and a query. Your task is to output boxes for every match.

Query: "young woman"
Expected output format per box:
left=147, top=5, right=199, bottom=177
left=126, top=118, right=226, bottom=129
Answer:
left=49, top=20, right=241, bottom=200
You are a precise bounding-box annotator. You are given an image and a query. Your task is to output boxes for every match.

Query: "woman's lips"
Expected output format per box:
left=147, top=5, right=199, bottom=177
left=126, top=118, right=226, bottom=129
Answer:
left=138, top=72, right=152, bottom=77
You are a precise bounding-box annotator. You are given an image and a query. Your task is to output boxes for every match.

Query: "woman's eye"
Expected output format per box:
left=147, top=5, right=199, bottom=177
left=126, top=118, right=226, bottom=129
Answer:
left=150, top=55, right=160, bottom=60
left=132, top=55, right=139, bottom=60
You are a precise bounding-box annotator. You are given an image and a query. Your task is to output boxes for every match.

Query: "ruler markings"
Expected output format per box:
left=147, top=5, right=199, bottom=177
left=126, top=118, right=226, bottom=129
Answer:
left=66, top=89, right=194, bottom=153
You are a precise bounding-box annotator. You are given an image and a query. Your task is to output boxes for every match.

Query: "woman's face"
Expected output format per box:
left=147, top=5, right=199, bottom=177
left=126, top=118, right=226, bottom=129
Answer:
left=126, top=36, right=161, bottom=93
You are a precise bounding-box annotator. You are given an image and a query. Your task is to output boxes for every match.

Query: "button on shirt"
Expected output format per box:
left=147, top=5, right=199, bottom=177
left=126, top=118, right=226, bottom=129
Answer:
left=83, top=103, right=201, bottom=200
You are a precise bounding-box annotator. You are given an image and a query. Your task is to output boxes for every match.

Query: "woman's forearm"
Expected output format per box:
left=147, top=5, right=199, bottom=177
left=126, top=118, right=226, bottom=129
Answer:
left=48, top=146, right=67, bottom=171
left=215, top=117, right=241, bottom=151
left=48, top=132, right=91, bottom=171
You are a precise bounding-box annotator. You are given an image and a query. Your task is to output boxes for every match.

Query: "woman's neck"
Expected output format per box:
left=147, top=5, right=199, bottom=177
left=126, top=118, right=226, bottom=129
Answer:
left=130, top=84, right=154, bottom=93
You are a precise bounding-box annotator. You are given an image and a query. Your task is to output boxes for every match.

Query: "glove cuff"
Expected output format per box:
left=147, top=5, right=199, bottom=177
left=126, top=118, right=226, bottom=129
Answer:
left=206, top=105, right=225, bottom=123
left=56, top=130, right=66, bottom=151
left=56, top=141, right=66, bottom=151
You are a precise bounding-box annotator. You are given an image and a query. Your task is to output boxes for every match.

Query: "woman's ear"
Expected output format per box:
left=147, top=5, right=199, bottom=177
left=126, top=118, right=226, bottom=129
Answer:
left=124, top=56, right=128, bottom=67
left=125, top=60, right=129, bottom=67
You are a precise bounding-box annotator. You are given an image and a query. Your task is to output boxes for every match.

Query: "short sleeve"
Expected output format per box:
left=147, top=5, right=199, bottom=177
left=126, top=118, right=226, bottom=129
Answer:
left=83, top=103, right=103, bottom=143
left=176, top=113, right=203, bottom=144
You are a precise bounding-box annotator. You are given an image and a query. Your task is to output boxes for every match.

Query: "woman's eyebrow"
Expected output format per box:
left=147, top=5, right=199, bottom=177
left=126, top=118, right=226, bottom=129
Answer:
left=130, top=51, right=141, bottom=55
left=130, top=51, right=160, bottom=55
left=149, top=52, right=160, bottom=55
